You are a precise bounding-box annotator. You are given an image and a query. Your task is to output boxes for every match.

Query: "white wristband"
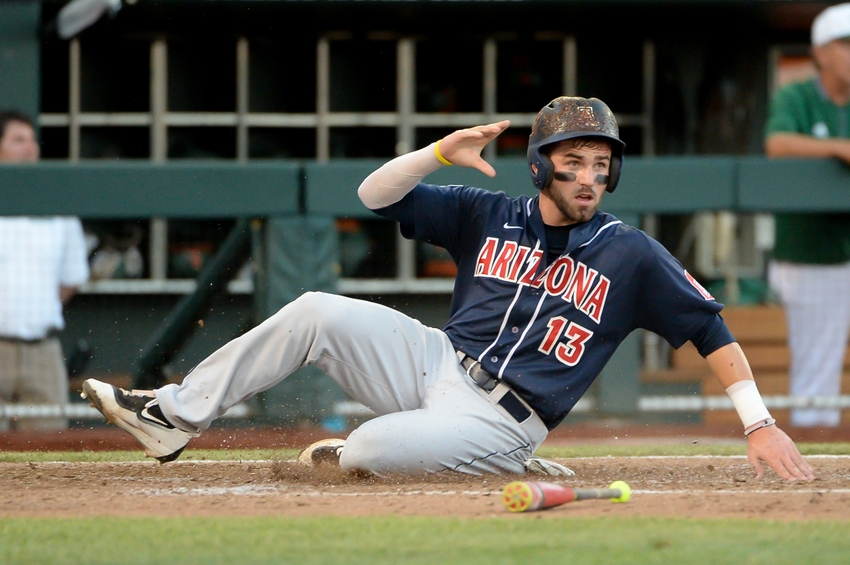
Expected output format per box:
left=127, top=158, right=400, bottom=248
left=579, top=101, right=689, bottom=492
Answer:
left=725, top=380, right=771, bottom=429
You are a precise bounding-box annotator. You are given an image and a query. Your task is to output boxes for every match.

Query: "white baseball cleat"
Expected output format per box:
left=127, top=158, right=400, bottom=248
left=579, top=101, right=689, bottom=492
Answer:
left=81, top=378, right=197, bottom=463
left=297, top=438, right=346, bottom=467
left=524, top=456, right=575, bottom=477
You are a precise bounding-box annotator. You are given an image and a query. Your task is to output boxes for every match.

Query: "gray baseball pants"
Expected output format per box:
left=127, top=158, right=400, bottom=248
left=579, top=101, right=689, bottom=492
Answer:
left=0, top=337, right=69, bottom=431
left=156, top=291, right=548, bottom=475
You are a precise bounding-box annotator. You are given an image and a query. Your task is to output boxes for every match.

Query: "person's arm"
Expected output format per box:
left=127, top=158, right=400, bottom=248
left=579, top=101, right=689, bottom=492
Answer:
left=59, top=218, right=89, bottom=304
left=765, top=133, right=850, bottom=164
left=705, top=343, right=815, bottom=481
left=358, top=120, right=510, bottom=210
left=59, top=286, right=78, bottom=304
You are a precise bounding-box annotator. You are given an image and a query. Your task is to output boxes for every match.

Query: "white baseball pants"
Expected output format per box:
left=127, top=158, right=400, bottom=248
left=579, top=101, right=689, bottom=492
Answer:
left=769, top=261, right=850, bottom=427
left=156, top=291, right=548, bottom=475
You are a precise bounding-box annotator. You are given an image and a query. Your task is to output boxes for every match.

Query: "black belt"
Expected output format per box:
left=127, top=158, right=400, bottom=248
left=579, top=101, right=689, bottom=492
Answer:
left=0, top=329, right=60, bottom=344
left=458, top=354, right=533, bottom=423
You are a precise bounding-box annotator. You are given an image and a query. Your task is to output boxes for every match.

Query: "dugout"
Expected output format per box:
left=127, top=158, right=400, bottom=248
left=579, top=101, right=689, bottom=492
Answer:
left=1, top=0, right=848, bottom=428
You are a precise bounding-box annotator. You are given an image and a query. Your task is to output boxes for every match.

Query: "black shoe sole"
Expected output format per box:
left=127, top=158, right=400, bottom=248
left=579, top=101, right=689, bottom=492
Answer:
left=157, top=446, right=185, bottom=463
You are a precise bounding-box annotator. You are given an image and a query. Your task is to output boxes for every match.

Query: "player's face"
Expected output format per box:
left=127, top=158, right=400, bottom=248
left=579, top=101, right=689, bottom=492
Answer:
left=814, top=38, right=850, bottom=87
left=539, top=139, right=611, bottom=226
left=0, top=121, right=39, bottom=163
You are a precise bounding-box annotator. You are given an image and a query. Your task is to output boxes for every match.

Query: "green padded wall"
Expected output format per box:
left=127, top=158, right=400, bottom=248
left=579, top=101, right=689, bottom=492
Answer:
left=0, top=1, right=40, bottom=121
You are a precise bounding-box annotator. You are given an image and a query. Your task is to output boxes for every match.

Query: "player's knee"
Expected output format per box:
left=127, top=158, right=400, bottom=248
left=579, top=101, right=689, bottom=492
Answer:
left=339, top=423, right=423, bottom=475
left=283, top=291, right=348, bottom=330
left=338, top=426, right=383, bottom=472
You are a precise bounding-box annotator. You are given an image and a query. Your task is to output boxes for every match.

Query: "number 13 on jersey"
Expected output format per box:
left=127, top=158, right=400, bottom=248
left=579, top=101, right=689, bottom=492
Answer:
left=538, top=317, right=594, bottom=366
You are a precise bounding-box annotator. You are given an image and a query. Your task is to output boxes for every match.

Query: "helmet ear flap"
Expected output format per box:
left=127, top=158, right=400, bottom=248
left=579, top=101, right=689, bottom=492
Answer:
left=606, top=154, right=623, bottom=193
left=540, top=153, right=554, bottom=189
left=529, top=150, right=555, bottom=190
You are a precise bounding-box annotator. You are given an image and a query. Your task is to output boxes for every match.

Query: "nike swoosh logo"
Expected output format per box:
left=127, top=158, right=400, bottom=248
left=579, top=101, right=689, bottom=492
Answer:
left=140, top=407, right=173, bottom=429
left=503, top=223, right=523, bottom=230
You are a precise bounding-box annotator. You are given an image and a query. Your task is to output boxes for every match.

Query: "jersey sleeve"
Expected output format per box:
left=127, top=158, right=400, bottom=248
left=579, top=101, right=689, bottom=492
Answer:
left=689, top=314, right=736, bottom=357
left=765, top=82, right=809, bottom=136
left=634, top=235, right=724, bottom=349
left=60, top=217, right=90, bottom=287
left=370, top=183, right=487, bottom=256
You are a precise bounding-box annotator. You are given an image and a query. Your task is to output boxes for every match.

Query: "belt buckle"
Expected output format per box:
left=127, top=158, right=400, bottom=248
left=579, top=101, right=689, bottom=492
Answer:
left=463, top=357, right=497, bottom=393
left=462, top=356, right=479, bottom=379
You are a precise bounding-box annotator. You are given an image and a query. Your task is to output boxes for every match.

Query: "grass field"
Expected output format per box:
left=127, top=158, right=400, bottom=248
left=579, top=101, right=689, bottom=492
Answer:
left=1, top=444, right=848, bottom=564
left=2, top=515, right=850, bottom=565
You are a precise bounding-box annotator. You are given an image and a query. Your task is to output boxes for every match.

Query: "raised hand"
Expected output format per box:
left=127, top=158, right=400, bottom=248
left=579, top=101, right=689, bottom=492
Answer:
left=436, top=120, right=511, bottom=177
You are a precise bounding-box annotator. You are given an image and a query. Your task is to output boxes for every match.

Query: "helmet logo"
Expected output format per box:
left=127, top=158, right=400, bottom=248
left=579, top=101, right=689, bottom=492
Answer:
left=576, top=105, right=600, bottom=129
left=577, top=105, right=595, bottom=119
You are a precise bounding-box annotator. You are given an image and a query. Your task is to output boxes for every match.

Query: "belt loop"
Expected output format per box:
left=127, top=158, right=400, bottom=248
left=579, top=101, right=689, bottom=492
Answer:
left=458, top=351, right=477, bottom=372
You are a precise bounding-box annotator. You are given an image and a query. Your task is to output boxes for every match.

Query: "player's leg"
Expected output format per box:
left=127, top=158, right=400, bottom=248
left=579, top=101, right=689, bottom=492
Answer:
left=0, top=340, right=18, bottom=432
left=16, top=339, right=68, bottom=431
left=84, top=291, right=443, bottom=460
left=770, top=262, right=850, bottom=427
left=339, top=334, right=549, bottom=475
left=156, top=291, right=443, bottom=431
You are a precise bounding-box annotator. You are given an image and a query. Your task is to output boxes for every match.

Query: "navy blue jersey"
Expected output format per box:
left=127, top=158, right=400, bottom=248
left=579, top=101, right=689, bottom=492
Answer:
left=373, top=183, right=725, bottom=429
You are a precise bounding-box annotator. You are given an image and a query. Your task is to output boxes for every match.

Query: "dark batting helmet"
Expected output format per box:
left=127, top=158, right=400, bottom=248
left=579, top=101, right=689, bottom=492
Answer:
left=527, top=96, right=626, bottom=193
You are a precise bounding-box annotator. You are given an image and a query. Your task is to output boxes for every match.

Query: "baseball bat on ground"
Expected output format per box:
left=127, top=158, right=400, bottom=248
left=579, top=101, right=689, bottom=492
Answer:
left=502, top=480, right=631, bottom=512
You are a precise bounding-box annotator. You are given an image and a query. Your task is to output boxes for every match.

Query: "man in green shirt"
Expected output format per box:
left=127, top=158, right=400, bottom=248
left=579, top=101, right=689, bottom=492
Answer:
left=765, top=2, right=850, bottom=427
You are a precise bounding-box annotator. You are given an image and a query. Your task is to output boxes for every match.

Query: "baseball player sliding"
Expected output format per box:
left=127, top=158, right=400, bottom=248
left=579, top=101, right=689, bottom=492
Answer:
left=83, top=96, right=814, bottom=481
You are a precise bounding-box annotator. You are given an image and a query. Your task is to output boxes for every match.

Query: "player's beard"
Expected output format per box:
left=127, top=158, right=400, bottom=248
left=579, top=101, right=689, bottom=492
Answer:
left=541, top=183, right=601, bottom=225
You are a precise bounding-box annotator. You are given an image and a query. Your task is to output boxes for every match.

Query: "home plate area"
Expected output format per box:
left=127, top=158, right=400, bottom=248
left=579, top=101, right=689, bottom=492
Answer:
left=1, top=456, right=848, bottom=520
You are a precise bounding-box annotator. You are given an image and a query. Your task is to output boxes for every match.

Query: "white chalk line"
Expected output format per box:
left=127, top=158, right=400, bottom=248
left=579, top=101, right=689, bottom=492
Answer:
left=130, top=487, right=502, bottom=497
left=634, top=489, right=850, bottom=495
left=566, top=455, right=850, bottom=460
left=127, top=485, right=850, bottom=498
left=11, top=454, right=850, bottom=467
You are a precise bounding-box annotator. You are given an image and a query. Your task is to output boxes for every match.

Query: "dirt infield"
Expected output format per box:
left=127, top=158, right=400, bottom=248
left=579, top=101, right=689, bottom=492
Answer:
left=1, top=456, right=849, bottom=521
left=1, top=423, right=849, bottom=521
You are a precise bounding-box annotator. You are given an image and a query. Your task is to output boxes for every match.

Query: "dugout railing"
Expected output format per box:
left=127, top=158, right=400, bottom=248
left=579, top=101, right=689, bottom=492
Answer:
left=1, top=155, right=850, bottom=425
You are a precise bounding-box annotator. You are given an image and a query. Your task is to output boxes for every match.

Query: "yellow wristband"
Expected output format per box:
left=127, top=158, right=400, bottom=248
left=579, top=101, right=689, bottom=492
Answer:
left=434, top=140, right=453, bottom=166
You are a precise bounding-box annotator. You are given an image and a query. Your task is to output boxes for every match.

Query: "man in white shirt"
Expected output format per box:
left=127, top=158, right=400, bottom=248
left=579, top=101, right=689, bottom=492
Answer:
left=0, top=111, right=90, bottom=431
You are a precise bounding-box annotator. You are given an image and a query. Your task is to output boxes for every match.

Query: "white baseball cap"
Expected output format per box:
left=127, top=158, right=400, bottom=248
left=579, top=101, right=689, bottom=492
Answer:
left=812, top=3, right=850, bottom=46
